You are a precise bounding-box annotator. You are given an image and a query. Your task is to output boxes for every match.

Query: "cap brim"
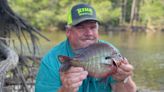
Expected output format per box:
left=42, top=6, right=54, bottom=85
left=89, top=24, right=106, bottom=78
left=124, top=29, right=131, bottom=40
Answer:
left=72, top=18, right=99, bottom=26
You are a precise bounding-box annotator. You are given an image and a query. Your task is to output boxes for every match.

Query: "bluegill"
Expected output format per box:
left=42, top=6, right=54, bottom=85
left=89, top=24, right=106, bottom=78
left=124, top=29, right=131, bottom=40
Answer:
left=58, top=42, right=124, bottom=78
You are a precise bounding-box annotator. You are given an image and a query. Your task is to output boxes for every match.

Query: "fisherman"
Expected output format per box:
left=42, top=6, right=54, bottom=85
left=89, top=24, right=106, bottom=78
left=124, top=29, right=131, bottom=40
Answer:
left=35, top=3, right=136, bottom=92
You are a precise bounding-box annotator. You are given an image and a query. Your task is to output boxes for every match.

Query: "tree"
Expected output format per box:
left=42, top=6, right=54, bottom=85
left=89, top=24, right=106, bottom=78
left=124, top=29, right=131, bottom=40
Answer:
left=0, top=0, right=48, bottom=91
left=130, top=0, right=141, bottom=25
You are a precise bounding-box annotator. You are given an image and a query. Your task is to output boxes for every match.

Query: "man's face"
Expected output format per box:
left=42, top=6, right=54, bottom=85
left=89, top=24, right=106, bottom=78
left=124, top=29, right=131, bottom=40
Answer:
left=66, top=21, right=99, bottom=49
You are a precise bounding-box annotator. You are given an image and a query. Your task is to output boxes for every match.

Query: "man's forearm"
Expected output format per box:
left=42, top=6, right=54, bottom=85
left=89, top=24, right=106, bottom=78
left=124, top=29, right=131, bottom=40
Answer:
left=112, top=77, right=137, bottom=92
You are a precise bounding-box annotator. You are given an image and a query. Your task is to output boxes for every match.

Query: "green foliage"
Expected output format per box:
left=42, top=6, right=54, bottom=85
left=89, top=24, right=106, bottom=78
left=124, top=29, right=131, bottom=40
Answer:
left=125, top=0, right=133, bottom=22
left=93, top=1, right=120, bottom=22
left=140, top=0, right=164, bottom=25
left=8, top=0, right=164, bottom=30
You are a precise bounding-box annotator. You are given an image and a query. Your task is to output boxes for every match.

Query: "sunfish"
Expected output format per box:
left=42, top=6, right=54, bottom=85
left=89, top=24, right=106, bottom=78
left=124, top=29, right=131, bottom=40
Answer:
left=58, top=42, right=124, bottom=78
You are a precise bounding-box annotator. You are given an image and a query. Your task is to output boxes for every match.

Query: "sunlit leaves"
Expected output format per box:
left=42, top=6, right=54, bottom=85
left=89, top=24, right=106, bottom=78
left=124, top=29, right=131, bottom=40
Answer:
left=8, top=0, right=164, bottom=30
left=140, top=0, right=164, bottom=25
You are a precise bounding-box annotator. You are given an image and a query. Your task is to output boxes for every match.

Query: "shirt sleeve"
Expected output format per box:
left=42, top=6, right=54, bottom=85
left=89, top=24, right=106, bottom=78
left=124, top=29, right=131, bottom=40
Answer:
left=35, top=53, right=61, bottom=92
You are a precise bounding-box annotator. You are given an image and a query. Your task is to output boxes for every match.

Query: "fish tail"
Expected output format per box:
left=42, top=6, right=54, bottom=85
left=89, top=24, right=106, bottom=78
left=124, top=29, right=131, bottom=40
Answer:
left=60, top=61, right=72, bottom=72
left=58, top=55, right=72, bottom=63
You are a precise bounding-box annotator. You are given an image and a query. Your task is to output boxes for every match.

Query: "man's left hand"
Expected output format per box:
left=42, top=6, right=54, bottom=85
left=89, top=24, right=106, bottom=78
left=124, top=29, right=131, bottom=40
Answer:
left=112, top=57, right=134, bottom=83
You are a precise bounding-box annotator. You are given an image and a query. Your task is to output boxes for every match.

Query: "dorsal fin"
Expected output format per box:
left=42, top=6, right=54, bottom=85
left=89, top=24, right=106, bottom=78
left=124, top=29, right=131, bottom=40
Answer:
left=74, top=42, right=113, bottom=58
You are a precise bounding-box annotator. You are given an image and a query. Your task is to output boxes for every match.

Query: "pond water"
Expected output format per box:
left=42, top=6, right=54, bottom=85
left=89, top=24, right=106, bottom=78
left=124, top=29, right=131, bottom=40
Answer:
left=100, top=31, right=164, bottom=92
left=11, top=30, right=164, bottom=92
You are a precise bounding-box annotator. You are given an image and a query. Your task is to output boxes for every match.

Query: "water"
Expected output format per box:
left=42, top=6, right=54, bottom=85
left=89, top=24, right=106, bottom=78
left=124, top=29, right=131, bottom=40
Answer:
left=10, top=30, right=164, bottom=92
left=100, top=31, right=164, bottom=92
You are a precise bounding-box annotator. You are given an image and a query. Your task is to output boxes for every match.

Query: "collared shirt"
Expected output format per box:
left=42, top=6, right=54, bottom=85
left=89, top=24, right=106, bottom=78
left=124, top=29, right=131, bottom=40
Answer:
left=35, top=39, right=119, bottom=92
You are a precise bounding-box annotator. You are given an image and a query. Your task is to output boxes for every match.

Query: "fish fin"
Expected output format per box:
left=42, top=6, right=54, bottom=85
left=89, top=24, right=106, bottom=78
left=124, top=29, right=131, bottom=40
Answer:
left=58, top=55, right=72, bottom=72
left=58, top=55, right=71, bottom=63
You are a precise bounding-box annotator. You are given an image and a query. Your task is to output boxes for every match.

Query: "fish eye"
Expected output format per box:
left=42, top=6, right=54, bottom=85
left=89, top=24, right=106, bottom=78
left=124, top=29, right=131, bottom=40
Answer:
left=105, top=56, right=111, bottom=59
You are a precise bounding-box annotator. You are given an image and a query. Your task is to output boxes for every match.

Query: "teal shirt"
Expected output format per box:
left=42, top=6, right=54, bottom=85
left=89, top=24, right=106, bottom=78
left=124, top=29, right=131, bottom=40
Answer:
left=35, top=39, right=119, bottom=92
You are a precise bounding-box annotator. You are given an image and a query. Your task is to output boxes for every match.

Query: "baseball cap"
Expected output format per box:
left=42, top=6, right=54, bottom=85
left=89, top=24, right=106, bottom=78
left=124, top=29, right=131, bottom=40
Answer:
left=67, top=3, right=99, bottom=26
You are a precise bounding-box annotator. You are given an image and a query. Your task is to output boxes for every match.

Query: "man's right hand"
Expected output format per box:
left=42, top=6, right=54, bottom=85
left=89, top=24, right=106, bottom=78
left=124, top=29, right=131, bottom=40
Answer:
left=59, top=66, right=88, bottom=92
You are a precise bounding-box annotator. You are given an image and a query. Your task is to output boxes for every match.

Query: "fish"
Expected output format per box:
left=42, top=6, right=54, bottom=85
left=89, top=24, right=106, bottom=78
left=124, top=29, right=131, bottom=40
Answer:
left=58, top=42, right=124, bottom=78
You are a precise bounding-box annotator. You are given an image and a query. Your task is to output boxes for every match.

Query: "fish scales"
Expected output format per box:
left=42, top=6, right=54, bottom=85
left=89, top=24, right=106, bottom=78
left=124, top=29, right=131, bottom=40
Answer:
left=58, top=42, right=123, bottom=78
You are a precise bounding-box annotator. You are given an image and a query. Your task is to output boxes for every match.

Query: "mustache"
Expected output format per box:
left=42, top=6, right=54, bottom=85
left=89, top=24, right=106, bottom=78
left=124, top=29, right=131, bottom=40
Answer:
left=80, top=36, right=96, bottom=40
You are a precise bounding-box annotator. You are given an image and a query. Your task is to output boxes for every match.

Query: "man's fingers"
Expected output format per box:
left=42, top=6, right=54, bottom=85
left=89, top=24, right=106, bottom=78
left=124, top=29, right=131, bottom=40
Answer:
left=67, top=67, right=84, bottom=73
left=121, top=57, right=128, bottom=64
left=66, top=70, right=88, bottom=78
left=67, top=71, right=88, bottom=84
left=60, top=67, right=88, bottom=92
left=71, top=81, right=83, bottom=88
left=113, top=62, right=134, bottom=82
left=117, top=68, right=133, bottom=76
left=66, top=81, right=82, bottom=92
left=119, top=64, right=134, bottom=72
left=62, top=72, right=87, bottom=92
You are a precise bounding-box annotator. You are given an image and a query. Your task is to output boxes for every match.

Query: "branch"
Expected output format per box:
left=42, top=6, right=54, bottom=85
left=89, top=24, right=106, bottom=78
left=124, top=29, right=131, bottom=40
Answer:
left=0, top=41, right=19, bottom=75
left=0, top=0, right=49, bottom=55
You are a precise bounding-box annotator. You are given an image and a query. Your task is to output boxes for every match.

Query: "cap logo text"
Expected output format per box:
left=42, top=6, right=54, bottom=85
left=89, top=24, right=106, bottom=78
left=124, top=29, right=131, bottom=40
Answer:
left=77, top=8, right=93, bottom=16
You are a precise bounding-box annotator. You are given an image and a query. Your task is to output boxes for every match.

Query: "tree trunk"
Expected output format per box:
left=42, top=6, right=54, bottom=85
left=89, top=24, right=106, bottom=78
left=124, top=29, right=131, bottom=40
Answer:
left=130, top=0, right=140, bottom=25
left=0, top=0, right=48, bottom=91
left=0, top=41, right=19, bottom=92
left=120, top=0, right=127, bottom=25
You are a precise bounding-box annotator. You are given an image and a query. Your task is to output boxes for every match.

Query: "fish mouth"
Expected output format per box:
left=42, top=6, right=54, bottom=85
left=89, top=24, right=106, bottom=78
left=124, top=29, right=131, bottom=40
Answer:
left=112, top=58, right=121, bottom=67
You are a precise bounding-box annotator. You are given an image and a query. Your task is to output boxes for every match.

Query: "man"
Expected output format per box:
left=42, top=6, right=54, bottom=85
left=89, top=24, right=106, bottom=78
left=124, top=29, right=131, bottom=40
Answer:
left=35, top=3, right=136, bottom=92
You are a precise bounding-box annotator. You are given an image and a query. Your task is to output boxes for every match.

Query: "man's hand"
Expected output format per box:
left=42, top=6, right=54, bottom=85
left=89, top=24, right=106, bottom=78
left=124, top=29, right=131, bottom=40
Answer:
left=111, top=58, right=136, bottom=92
left=112, top=57, right=133, bottom=82
left=59, top=67, right=88, bottom=92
